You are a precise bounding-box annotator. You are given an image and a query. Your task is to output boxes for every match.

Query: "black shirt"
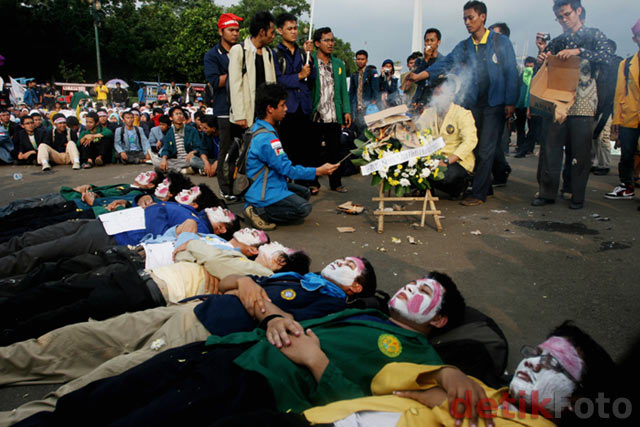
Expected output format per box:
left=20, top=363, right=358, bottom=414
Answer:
left=255, top=53, right=266, bottom=88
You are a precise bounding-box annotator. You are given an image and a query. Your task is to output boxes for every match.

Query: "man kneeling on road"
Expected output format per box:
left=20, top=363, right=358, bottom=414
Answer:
left=243, top=83, right=338, bottom=230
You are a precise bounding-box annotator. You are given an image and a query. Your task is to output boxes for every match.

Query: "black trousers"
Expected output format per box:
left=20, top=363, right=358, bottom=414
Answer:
left=19, top=342, right=275, bottom=427
left=470, top=106, right=506, bottom=201
left=279, top=109, right=314, bottom=167
left=80, top=137, right=113, bottom=164
left=0, top=254, right=156, bottom=346
left=313, top=122, right=344, bottom=189
left=0, top=202, right=94, bottom=242
left=217, top=117, right=244, bottom=194
left=0, top=219, right=116, bottom=278
left=430, top=163, right=471, bottom=199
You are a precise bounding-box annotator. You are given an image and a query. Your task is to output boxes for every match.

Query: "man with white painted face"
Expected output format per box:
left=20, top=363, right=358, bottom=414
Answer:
left=302, top=321, right=613, bottom=427
left=0, top=254, right=374, bottom=424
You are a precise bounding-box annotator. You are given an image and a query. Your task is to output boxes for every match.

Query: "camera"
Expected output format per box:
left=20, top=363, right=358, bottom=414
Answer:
left=539, top=33, right=551, bottom=42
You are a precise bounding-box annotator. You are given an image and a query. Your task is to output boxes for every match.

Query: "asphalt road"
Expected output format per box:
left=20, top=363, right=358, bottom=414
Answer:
left=0, top=152, right=638, bottom=412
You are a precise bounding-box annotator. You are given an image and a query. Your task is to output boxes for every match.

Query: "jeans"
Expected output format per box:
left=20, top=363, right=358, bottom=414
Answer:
left=471, top=105, right=506, bottom=201
left=618, top=126, right=640, bottom=186
left=255, top=183, right=312, bottom=224
left=538, top=116, right=594, bottom=204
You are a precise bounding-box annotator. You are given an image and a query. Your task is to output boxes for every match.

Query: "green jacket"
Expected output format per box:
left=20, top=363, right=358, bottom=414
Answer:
left=60, top=183, right=133, bottom=201
left=206, top=309, right=442, bottom=413
left=311, top=53, right=351, bottom=125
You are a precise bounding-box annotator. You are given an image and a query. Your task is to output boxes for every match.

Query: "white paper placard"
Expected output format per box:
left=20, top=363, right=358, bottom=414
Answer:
left=99, top=206, right=146, bottom=235
left=143, top=242, right=175, bottom=270
left=360, top=137, right=446, bottom=176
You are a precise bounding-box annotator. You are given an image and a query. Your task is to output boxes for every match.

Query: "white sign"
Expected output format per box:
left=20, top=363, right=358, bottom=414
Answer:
left=143, top=242, right=175, bottom=270
left=360, top=137, right=446, bottom=176
left=99, top=206, right=146, bottom=235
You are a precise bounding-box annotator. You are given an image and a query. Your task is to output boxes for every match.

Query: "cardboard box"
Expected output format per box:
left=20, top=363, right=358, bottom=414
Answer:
left=529, top=55, right=581, bottom=124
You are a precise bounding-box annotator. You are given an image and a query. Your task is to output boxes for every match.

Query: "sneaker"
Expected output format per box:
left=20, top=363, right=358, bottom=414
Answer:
left=604, top=184, right=635, bottom=200
left=219, top=190, right=238, bottom=202
left=72, top=161, right=81, bottom=170
left=243, top=205, right=276, bottom=231
left=41, top=161, right=51, bottom=171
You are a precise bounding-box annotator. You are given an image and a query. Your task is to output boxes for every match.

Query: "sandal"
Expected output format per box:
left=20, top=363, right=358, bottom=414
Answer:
left=309, top=186, right=320, bottom=196
left=332, top=186, right=348, bottom=193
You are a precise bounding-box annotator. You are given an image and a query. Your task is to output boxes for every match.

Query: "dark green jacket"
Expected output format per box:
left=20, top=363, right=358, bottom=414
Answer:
left=160, top=125, right=203, bottom=158
left=311, top=53, right=351, bottom=125
left=206, top=309, right=442, bottom=413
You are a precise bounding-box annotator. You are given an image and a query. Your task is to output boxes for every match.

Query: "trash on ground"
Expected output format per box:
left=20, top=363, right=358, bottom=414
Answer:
left=337, top=201, right=364, bottom=215
left=470, top=230, right=482, bottom=235
left=337, top=227, right=356, bottom=233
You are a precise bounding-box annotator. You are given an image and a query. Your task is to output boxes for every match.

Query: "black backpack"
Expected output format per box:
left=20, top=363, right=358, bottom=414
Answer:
left=223, top=127, right=271, bottom=198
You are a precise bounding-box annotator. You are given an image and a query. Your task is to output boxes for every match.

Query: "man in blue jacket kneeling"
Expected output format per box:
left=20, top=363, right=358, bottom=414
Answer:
left=244, top=83, right=338, bottom=230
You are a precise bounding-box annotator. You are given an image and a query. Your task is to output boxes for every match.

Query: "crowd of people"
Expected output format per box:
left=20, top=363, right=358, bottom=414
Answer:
left=0, top=0, right=638, bottom=425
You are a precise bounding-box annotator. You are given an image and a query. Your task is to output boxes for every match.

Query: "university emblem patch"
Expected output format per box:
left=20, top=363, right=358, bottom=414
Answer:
left=281, top=289, right=296, bottom=300
left=378, top=334, right=402, bottom=358
left=270, top=138, right=284, bottom=156
left=446, top=124, right=455, bottom=135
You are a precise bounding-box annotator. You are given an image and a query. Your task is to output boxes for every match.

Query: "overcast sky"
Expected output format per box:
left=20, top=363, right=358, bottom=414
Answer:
left=219, top=0, right=639, bottom=72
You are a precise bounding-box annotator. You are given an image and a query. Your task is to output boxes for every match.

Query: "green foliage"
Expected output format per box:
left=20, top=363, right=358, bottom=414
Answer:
left=57, top=60, right=86, bottom=82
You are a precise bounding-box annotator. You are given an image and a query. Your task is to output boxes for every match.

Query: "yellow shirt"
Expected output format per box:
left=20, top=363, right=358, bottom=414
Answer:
left=613, top=53, right=640, bottom=128
left=96, top=85, right=109, bottom=100
left=416, top=103, right=478, bottom=173
left=473, top=28, right=491, bottom=52
left=305, top=363, right=557, bottom=427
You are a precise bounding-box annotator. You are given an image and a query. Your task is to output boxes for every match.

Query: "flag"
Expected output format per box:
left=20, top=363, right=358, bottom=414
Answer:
left=9, top=76, right=25, bottom=105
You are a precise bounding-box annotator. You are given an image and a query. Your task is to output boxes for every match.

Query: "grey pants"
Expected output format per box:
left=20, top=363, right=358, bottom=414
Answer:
left=0, top=220, right=116, bottom=278
left=537, top=116, right=594, bottom=204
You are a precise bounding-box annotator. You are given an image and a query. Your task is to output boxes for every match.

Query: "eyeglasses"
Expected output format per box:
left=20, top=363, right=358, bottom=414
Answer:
left=520, top=345, right=581, bottom=386
left=320, top=38, right=335, bottom=44
left=555, top=10, right=574, bottom=22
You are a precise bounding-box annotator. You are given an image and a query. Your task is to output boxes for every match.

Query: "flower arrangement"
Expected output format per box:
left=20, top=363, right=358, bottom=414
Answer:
left=350, top=128, right=448, bottom=197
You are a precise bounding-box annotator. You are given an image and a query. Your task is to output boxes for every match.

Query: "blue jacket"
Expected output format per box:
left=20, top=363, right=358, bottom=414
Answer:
left=137, top=87, right=146, bottom=103
left=159, top=125, right=203, bottom=158
left=0, top=124, right=13, bottom=163
left=194, top=272, right=347, bottom=335
left=114, top=125, right=151, bottom=154
left=113, top=202, right=211, bottom=246
left=204, top=42, right=231, bottom=117
left=23, top=88, right=38, bottom=108
left=245, top=120, right=316, bottom=207
left=349, top=67, right=379, bottom=113
left=426, top=30, right=519, bottom=109
left=274, top=43, right=316, bottom=115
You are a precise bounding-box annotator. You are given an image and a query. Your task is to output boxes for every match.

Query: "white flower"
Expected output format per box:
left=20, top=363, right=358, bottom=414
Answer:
left=150, top=338, right=166, bottom=351
left=408, top=157, right=418, bottom=168
left=401, top=172, right=409, bottom=178
left=362, top=151, right=371, bottom=161
left=427, top=159, right=440, bottom=169
left=379, top=167, right=388, bottom=178
left=420, top=168, right=431, bottom=179
left=408, top=168, right=417, bottom=176
left=395, top=168, right=402, bottom=175
left=399, top=178, right=411, bottom=187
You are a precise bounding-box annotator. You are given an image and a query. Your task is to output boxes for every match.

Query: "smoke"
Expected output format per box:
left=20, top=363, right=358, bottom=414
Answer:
left=426, top=66, right=475, bottom=112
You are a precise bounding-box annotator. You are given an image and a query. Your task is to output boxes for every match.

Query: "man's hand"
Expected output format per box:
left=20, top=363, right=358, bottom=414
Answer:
left=279, top=329, right=329, bottom=382
left=537, top=51, right=549, bottom=65
left=535, top=33, right=548, bottom=53
left=557, top=48, right=581, bottom=60
left=266, top=317, right=303, bottom=348
left=235, top=120, right=248, bottom=129
left=436, top=367, right=491, bottom=427
left=393, top=387, right=449, bottom=409
left=18, top=150, right=36, bottom=160
left=120, top=152, right=128, bottom=162
left=611, top=125, right=620, bottom=148
left=233, top=278, right=271, bottom=317
left=303, top=40, right=314, bottom=53
left=80, top=136, right=93, bottom=147
left=204, top=160, right=217, bottom=177
left=298, top=64, right=311, bottom=80
left=73, top=184, right=91, bottom=194
left=316, top=163, right=339, bottom=176
left=505, top=105, right=515, bottom=119
left=343, top=113, right=352, bottom=128
left=447, top=154, right=460, bottom=165
left=176, top=218, right=198, bottom=235
left=172, top=241, right=188, bottom=260
left=203, top=269, right=221, bottom=294
left=159, top=157, right=168, bottom=172
left=106, top=200, right=127, bottom=211
left=155, top=140, right=163, bottom=150
left=186, top=150, right=197, bottom=164
left=81, top=191, right=96, bottom=206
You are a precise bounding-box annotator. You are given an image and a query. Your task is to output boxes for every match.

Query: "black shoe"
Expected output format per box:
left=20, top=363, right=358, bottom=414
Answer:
left=569, top=201, right=584, bottom=209
left=592, top=168, right=610, bottom=176
left=514, top=153, right=526, bottom=158
left=531, top=198, right=555, bottom=207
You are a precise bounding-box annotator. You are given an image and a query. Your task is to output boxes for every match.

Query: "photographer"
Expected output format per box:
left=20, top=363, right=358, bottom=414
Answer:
left=379, top=59, right=400, bottom=108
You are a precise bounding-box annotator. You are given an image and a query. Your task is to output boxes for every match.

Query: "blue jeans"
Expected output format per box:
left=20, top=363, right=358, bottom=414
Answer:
left=255, top=183, right=311, bottom=224
left=618, top=126, right=640, bottom=186
left=471, top=105, right=506, bottom=201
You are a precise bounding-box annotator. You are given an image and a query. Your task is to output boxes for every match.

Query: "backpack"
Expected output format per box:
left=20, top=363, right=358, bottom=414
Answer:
left=223, top=127, right=271, bottom=198
left=274, top=45, right=305, bottom=75
left=119, top=125, right=142, bottom=153
left=623, top=52, right=639, bottom=96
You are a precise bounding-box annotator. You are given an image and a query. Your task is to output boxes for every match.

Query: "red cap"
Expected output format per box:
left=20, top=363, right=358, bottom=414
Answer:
left=218, top=13, right=243, bottom=30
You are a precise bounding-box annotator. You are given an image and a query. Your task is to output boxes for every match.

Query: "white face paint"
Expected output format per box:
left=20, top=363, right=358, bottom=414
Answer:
left=205, top=207, right=235, bottom=225
left=154, top=178, right=170, bottom=199
left=320, top=258, right=363, bottom=287
left=176, top=186, right=201, bottom=205
left=256, top=241, right=290, bottom=271
left=388, top=278, right=444, bottom=324
left=134, top=171, right=157, bottom=187
left=233, top=228, right=267, bottom=247
left=510, top=353, right=577, bottom=413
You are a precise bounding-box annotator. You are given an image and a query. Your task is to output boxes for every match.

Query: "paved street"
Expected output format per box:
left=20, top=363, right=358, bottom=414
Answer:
left=0, top=152, right=638, bottom=410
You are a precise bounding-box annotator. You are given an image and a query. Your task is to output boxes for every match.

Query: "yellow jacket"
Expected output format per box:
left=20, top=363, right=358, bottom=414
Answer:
left=305, top=363, right=556, bottom=427
left=416, top=104, right=478, bottom=173
left=613, top=52, right=640, bottom=128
